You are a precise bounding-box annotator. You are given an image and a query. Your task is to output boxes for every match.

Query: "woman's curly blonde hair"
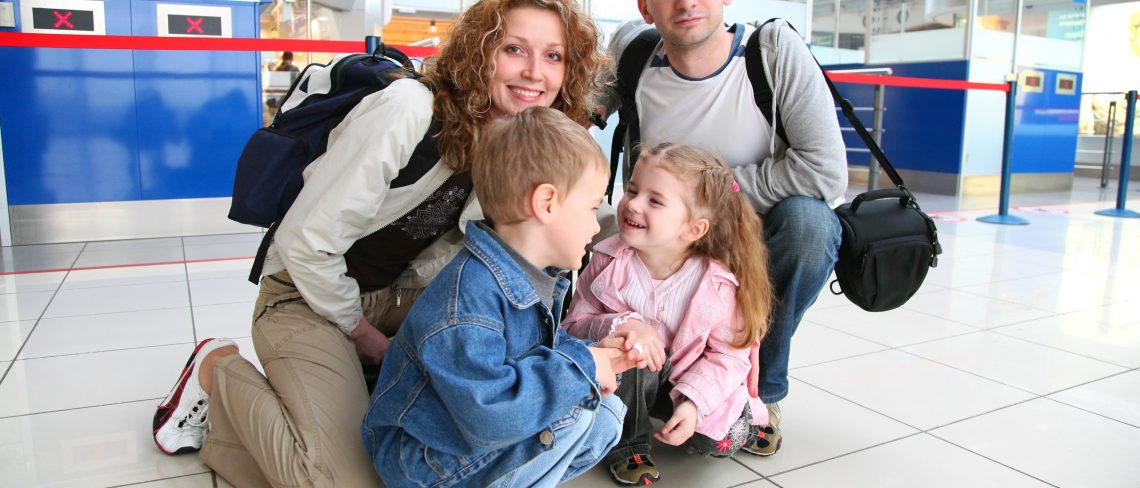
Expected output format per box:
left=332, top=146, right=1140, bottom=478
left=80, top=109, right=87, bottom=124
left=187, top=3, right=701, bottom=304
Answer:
left=424, top=0, right=611, bottom=172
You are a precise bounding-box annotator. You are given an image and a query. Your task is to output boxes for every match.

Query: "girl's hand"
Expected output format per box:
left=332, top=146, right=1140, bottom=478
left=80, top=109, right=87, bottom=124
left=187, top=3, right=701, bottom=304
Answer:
left=594, top=335, right=649, bottom=370
left=613, top=319, right=667, bottom=372
left=655, top=400, right=698, bottom=446
left=748, top=341, right=760, bottom=398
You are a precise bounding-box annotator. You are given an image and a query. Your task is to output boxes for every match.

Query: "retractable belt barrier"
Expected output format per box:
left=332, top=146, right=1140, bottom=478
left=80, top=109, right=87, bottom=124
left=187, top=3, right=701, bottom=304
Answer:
left=3, top=32, right=1060, bottom=223
left=0, top=32, right=437, bottom=56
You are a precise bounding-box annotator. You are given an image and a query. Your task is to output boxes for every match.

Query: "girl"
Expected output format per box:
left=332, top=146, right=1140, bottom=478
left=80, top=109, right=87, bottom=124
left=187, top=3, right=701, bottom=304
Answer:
left=563, top=142, right=773, bottom=486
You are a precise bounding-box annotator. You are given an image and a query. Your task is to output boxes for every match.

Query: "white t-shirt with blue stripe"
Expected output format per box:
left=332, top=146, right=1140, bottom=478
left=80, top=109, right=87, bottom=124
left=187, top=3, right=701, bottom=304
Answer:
left=636, top=23, right=772, bottom=169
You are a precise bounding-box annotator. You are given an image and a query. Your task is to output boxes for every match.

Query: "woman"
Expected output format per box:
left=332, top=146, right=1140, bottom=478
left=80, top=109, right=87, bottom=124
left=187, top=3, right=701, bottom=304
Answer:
left=151, top=1, right=608, bottom=486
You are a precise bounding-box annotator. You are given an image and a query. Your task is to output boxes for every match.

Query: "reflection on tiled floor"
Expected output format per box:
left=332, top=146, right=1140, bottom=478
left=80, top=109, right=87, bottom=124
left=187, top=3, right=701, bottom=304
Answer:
left=1, top=179, right=1139, bottom=487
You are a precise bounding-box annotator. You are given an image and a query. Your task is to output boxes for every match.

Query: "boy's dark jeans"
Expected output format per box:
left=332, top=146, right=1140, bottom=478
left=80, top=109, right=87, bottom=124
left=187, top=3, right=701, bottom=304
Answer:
left=605, top=361, right=751, bottom=465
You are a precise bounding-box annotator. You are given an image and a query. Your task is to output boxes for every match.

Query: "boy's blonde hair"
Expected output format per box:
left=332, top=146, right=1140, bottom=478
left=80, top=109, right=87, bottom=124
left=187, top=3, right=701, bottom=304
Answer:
left=473, top=106, right=607, bottom=224
left=639, top=143, right=774, bottom=349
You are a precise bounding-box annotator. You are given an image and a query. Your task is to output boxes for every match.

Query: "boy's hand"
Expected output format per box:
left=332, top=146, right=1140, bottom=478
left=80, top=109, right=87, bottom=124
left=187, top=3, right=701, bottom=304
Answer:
left=613, top=319, right=666, bottom=372
left=655, top=400, right=698, bottom=446
left=588, top=347, right=638, bottom=396
left=349, top=317, right=390, bottom=366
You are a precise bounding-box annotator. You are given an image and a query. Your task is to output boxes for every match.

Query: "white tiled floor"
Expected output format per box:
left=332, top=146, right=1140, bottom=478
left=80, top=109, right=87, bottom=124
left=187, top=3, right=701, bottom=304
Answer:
left=2, top=178, right=1139, bottom=487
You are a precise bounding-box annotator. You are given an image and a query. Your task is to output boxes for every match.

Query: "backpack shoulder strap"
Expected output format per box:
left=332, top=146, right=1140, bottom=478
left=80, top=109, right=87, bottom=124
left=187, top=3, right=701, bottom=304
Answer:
left=743, top=19, right=789, bottom=146
left=247, top=117, right=441, bottom=285
left=608, top=28, right=661, bottom=202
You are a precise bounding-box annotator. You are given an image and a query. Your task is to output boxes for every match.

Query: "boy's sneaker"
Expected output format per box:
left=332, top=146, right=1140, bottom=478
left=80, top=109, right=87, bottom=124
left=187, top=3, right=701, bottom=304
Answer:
left=609, top=454, right=660, bottom=486
left=152, top=338, right=235, bottom=455
left=742, top=402, right=782, bottom=457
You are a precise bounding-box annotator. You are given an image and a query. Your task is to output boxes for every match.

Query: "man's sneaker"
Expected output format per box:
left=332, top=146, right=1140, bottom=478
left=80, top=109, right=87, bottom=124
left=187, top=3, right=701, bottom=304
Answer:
left=742, top=402, right=782, bottom=456
left=152, top=338, right=236, bottom=455
left=609, top=454, right=660, bottom=486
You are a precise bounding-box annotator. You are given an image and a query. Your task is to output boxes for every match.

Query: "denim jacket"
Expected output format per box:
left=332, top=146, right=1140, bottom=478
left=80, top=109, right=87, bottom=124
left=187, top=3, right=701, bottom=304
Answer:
left=363, top=221, right=603, bottom=488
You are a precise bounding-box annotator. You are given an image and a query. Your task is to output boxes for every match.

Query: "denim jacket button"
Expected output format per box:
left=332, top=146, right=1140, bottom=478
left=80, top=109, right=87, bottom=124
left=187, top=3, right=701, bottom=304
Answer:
left=539, top=430, right=554, bottom=445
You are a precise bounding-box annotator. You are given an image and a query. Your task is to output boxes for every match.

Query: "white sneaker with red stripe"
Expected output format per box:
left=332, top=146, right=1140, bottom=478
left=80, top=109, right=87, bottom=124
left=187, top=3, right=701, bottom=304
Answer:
left=152, top=338, right=236, bottom=455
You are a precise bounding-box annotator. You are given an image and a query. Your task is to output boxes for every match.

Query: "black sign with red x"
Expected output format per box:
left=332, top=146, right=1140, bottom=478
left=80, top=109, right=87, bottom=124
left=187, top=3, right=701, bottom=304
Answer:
left=31, top=7, right=95, bottom=31
left=166, top=15, right=222, bottom=36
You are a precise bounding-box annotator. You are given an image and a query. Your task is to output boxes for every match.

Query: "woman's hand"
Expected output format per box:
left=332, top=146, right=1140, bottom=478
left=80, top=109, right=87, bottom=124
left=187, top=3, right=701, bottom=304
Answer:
left=348, top=317, right=390, bottom=365
left=655, top=400, right=698, bottom=446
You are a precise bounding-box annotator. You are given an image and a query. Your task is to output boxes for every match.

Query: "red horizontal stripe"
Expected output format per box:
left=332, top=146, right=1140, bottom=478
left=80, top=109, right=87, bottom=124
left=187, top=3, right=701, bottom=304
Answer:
left=0, top=32, right=437, bottom=56
left=827, top=71, right=1009, bottom=92
left=0, top=256, right=253, bottom=276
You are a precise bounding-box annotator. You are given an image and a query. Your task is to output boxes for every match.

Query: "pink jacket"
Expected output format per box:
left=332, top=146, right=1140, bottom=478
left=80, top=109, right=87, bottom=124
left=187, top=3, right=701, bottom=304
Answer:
left=563, top=236, right=767, bottom=439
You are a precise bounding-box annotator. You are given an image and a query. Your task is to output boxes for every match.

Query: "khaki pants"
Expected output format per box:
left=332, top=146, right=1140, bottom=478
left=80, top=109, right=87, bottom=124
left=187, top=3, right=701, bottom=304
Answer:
left=201, top=271, right=422, bottom=488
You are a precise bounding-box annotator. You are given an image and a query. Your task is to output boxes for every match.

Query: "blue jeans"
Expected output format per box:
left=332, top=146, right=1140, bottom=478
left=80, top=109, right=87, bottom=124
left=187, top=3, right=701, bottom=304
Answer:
left=759, top=197, right=841, bottom=403
left=491, top=395, right=626, bottom=488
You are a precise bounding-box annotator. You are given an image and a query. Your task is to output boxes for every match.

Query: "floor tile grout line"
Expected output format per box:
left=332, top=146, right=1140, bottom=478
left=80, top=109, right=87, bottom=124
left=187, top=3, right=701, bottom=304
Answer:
left=726, top=471, right=770, bottom=487
left=786, top=376, right=927, bottom=431
left=0, top=396, right=167, bottom=421
left=923, top=432, right=1063, bottom=488
left=34, top=300, right=255, bottom=323
left=807, top=317, right=988, bottom=352
left=0, top=255, right=256, bottom=277
left=107, top=471, right=213, bottom=487
left=728, top=452, right=769, bottom=481
left=948, top=280, right=1117, bottom=315
left=1038, top=395, right=1140, bottom=431
left=901, top=300, right=1058, bottom=331
left=805, top=312, right=1132, bottom=398
left=890, top=347, right=1061, bottom=398
left=183, top=236, right=199, bottom=345
left=984, top=326, right=1136, bottom=370
left=758, top=431, right=927, bottom=480
left=16, top=340, right=234, bottom=362
left=0, top=242, right=86, bottom=386
left=752, top=381, right=1065, bottom=485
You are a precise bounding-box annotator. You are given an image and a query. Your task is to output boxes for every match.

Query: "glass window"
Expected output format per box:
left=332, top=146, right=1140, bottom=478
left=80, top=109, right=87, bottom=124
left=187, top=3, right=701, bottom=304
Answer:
left=811, top=0, right=868, bottom=64
left=867, top=0, right=969, bottom=63
left=972, top=0, right=1085, bottom=70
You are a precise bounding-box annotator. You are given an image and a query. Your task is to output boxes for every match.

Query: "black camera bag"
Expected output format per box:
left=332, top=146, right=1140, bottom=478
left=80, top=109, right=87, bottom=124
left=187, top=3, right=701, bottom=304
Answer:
left=819, top=67, right=942, bottom=312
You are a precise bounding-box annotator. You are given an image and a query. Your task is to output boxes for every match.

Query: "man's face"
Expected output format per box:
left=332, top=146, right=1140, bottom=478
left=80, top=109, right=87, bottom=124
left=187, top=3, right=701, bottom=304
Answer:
left=638, top=0, right=732, bottom=50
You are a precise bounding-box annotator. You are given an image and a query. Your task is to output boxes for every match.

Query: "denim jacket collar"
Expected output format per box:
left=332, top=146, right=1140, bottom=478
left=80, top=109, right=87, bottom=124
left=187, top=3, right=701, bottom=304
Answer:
left=465, top=221, right=568, bottom=311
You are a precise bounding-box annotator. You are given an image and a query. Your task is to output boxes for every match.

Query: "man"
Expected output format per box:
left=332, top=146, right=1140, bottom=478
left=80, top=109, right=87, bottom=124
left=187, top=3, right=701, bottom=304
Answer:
left=601, top=0, right=848, bottom=461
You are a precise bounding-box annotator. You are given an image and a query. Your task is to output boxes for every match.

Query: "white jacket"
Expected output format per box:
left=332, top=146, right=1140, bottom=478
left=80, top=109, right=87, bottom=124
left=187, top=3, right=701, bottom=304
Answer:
left=262, top=79, right=482, bottom=335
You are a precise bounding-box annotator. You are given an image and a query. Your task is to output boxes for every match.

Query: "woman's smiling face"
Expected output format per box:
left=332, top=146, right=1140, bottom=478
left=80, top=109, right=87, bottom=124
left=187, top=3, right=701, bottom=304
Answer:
left=487, top=6, right=567, bottom=120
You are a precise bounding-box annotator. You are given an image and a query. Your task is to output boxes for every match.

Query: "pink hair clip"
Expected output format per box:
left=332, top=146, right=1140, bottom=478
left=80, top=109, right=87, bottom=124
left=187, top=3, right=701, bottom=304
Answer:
left=731, top=180, right=741, bottom=193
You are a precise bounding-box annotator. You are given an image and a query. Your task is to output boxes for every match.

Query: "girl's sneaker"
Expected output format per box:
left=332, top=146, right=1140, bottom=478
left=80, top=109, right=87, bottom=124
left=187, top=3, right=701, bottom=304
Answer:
left=742, top=402, right=782, bottom=456
left=152, top=338, right=236, bottom=455
left=609, top=453, right=660, bottom=486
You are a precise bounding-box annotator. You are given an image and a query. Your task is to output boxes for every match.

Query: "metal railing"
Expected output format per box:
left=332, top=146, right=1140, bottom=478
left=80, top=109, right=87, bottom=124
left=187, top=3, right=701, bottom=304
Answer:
left=831, top=67, right=892, bottom=191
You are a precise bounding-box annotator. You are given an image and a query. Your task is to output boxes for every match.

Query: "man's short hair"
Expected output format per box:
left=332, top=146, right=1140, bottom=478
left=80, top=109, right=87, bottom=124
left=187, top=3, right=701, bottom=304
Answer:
left=473, top=106, right=607, bottom=225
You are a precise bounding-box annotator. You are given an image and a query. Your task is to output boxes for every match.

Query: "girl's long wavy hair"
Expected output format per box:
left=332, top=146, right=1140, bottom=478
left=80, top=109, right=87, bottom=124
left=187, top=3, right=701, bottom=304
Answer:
left=640, top=143, right=774, bottom=349
left=424, top=0, right=610, bottom=172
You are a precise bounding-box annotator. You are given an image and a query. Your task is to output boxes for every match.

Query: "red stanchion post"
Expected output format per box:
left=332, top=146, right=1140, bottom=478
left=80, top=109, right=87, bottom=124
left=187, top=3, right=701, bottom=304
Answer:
left=978, top=80, right=1029, bottom=225
left=1096, top=90, right=1140, bottom=219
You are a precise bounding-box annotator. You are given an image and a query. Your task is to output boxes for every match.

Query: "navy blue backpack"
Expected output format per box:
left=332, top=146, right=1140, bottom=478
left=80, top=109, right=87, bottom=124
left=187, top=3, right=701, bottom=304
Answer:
left=229, top=45, right=438, bottom=283
left=229, top=46, right=415, bottom=228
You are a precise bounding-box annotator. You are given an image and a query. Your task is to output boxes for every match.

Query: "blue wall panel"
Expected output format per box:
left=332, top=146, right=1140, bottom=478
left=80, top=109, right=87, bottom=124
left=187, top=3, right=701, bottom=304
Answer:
left=826, top=60, right=969, bottom=175
left=131, top=0, right=261, bottom=200
left=0, top=0, right=261, bottom=205
left=0, top=0, right=143, bottom=205
left=1012, top=69, right=1082, bottom=174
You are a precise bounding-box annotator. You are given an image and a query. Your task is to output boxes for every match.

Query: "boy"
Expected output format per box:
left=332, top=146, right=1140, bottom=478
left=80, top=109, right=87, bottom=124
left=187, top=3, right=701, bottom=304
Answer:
left=362, top=107, right=637, bottom=487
